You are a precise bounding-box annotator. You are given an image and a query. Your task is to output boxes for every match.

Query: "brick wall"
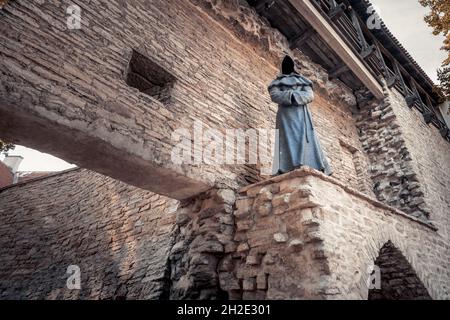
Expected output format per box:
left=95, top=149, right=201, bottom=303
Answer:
left=355, top=89, right=430, bottom=220
left=368, top=241, right=431, bottom=300
left=0, top=0, right=448, bottom=301
left=0, top=169, right=178, bottom=299
left=0, top=0, right=372, bottom=197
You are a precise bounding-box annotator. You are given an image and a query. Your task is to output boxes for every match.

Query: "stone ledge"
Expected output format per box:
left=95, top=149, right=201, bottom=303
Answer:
left=239, top=167, right=437, bottom=231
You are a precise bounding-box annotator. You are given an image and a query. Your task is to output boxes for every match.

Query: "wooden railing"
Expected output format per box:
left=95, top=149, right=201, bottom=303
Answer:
left=310, top=0, right=449, bottom=141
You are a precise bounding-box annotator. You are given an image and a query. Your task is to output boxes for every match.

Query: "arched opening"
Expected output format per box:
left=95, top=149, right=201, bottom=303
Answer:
left=368, top=241, right=431, bottom=300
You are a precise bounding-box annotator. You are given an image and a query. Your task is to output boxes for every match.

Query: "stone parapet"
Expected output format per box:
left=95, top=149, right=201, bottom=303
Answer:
left=217, top=167, right=447, bottom=300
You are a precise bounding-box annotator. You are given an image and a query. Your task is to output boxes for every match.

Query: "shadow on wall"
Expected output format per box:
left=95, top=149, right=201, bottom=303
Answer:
left=0, top=169, right=178, bottom=300
left=368, top=241, right=432, bottom=300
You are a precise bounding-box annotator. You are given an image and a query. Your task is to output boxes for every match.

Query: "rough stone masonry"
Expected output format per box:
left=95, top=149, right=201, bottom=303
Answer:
left=0, top=0, right=449, bottom=299
left=0, top=169, right=178, bottom=299
left=0, top=0, right=365, bottom=198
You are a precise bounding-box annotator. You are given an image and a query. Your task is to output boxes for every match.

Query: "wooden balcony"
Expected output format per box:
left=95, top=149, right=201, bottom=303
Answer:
left=249, top=0, right=450, bottom=141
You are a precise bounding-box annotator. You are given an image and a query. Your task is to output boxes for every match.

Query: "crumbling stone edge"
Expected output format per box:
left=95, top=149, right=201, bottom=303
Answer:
left=240, top=167, right=437, bottom=231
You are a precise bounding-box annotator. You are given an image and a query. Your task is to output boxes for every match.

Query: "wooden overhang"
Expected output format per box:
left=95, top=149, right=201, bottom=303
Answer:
left=248, top=0, right=450, bottom=141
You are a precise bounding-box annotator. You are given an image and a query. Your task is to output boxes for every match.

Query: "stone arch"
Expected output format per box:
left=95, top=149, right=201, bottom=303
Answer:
left=353, top=224, right=435, bottom=300
left=368, top=240, right=431, bottom=300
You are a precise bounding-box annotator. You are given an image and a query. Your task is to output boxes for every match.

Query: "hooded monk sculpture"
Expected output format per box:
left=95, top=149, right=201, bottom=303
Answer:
left=268, top=55, right=332, bottom=175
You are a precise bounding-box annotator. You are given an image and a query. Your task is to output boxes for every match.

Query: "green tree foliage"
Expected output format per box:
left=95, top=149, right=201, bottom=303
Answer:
left=0, top=140, right=15, bottom=153
left=419, top=0, right=450, bottom=106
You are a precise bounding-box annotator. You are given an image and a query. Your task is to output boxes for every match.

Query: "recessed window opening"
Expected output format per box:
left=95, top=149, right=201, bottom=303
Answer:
left=126, top=50, right=176, bottom=104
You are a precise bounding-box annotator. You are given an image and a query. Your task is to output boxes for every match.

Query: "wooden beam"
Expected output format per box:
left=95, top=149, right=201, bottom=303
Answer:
left=255, top=0, right=276, bottom=12
left=349, top=7, right=369, bottom=51
left=329, top=63, right=349, bottom=79
left=361, top=45, right=376, bottom=59
left=290, top=29, right=316, bottom=49
left=394, top=60, right=408, bottom=96
left=386, top=76, right=397, bottom=88
left=423, top=110, right=434, bottom=124
left=405, top=95, right=418, bottom=108
left=288, top=0, right=384, bottom=99
left=416, top=79, right=438, bottom=109
left=410, top=79, right=424, bottom=111
left=425, top=95, right=434, bottom=110
left=374, top=43, right=396, bottom=88
left=306, top=36, right=339, bottom=68
left=328, top=3, right=346, bottom=21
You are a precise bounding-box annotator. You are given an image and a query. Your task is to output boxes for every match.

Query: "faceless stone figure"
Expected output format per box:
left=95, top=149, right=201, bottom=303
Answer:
left=268, top=55, right=332, bottom=175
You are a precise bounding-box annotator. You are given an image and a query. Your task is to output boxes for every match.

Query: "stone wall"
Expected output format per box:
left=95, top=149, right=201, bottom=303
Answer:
left=0, top=169, right=178, bottom=299
left=169, top=188, right=236, bottom=299
left=368, top=241, right=431, bottom=300
left=1, top=166, right=447, bottom=300
left=0, top=0, right=371, bottom=198
left=224, top=177, right=330, bottom=299
left=354, top=88, right=430, bottom=221
left=388, top=89, right=450, bottom=239
left=221, top=168, right=449, bottom=300
left=354, top=85, right=450, bottom=226
left=1, top=0, right=448, bottom=301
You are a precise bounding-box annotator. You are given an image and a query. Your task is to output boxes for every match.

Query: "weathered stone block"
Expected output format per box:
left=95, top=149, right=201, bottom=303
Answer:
left=288, top=239, right=304, bottom=252
left=261, top=252, right=277, bottom=266
left=242, top=277, right=256, bottom=291
left=273, top=204, right=288, bottom=215
left=219, top=273, right=240, bottom=291
left=256, top=273, right=268, bottom=290
left=235, top=198, right=253, bottom=219
left=272, top=194, right=290, bottom=207
left=256, top=202, right=272, bottom=216
left=300, top=208, right=313, bottom=222
left=236, top=219, right=253, bottom=232
left=216, top=189, right=236, bottom=205
left=279, top=177, right=309, bottom=193
left=237, top=242, right=250, bottom=252
left=255, top=189, right=273, bottom=204
left=195, top=240, right=224, bottom=254
left=304, top=231, right=323, bottom=244
left=219, top=214, right=234, bottom=226
left=273, top=233, right=289, bottom=243
left=288, top=195, right=319, bottom=211
left=224, top=242, right=237, bottom=253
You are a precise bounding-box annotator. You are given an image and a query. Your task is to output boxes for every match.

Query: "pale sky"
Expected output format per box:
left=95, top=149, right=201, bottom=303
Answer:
left=1, top=146, right=76, bottom=172
left=2, top=0, right=446, bottom=172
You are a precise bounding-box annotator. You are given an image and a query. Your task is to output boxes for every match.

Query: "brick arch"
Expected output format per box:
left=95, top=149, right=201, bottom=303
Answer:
left=368, top=240, right=431, bottom=300
left=355, top=226, right=434, bottom=300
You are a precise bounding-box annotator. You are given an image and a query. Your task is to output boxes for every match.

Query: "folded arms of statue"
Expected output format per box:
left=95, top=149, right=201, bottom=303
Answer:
left=269, top=85, right=314, bottom=106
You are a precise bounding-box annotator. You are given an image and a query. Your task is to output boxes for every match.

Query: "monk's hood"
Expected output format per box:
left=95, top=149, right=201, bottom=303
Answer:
left=269, top=55, right=313, bottom=89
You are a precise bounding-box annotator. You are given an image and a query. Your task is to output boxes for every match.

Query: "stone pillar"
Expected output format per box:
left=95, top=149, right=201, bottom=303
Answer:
left=169, top=188, right=236, bottom=299
left=217, top=172, right=332, bottom=300
left=167, top=177, right=335, bottom=300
